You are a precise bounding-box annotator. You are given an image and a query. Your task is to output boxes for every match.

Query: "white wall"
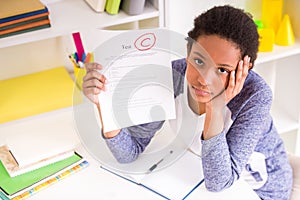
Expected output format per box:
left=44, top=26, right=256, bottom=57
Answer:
left=164, top=0, right=262, bottom=36
left=164, top=0, right=300, bottom=38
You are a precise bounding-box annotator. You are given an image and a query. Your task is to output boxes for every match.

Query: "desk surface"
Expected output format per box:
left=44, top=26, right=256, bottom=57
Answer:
left=0, top=108, right=260, bottom=200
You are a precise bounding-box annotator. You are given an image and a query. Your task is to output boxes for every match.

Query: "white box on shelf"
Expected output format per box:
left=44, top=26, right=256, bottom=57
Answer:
left=85, top=0, right=107, bottom=12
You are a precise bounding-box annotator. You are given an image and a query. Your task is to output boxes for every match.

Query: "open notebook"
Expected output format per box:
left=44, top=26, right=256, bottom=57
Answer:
left=100, top=114, right=205, bottom=200
left=101, top=149, right=204, bottom=200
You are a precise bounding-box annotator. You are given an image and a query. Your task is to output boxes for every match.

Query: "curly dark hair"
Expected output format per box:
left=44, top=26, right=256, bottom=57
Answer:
left=187, top=5, right=259, bottom=68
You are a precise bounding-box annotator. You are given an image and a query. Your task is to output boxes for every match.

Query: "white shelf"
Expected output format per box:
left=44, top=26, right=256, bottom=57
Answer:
left=256, top=39, right=300, bottom=64
left=0, top=0, right=160, bottom=49
left=271, top=106, right=300, bottom=134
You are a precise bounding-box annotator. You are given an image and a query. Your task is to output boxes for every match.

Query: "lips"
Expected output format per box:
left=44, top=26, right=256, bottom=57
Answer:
left=192, top=86, right=210, bottom=96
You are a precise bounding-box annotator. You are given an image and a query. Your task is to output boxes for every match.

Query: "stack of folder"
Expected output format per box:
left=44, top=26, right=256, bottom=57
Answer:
left=0, top=130, right=87, bottom=199
left=0, top=150, right=88, bottom=200
left=0, top=0, right=51, bottom=39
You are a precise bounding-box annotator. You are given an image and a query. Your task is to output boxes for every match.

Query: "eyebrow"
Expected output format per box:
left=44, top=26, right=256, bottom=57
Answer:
left=193, top=52, right=207, bottom=60
left=217, top=63, right=235, bottom=69
left=193, top=51, right=235, bottom=69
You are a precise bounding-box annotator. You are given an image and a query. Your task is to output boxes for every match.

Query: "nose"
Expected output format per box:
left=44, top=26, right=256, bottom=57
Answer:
left=196, top=67, right=215, bottom=86
left=197, top=72, right=207, bottom=86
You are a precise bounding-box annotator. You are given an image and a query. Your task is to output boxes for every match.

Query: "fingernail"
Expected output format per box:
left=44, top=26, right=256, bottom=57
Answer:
left=240, top=60, right=244, bottom=66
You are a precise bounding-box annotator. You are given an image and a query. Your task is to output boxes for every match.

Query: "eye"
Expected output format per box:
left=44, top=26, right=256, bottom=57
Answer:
left=218, top=68, right=230, bottom=74
left=194, top=58, right=204, bottom=66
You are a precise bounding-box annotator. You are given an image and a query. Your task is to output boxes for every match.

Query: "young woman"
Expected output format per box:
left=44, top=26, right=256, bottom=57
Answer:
left=82, top=5, right=292, bottom=200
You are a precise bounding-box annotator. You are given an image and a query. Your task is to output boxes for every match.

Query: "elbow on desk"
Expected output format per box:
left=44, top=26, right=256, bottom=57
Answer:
left=204, top=178, right=234, bottom=192
left=113, top=144, right=146, bottom=164
left=105, top=147, right=139, bottom=164
left=205, top=183, right=225, bottom=192
left=115, top=155, right=138, bottom=164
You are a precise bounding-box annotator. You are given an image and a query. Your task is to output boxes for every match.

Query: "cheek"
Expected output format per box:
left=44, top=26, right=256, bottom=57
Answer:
left=186, top=65, right=197, bottom=84
left=211, top=74, right=229, bottom=90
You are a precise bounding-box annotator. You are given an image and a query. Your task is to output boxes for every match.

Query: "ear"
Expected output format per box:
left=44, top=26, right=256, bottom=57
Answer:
left=186, top=37, right=193, bottom=56
left=248, top=62, right=253, bottom=70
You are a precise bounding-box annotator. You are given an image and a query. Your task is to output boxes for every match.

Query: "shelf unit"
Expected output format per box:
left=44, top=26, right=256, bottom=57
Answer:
left=255, top=51, right=300, bottom=155
left=0, top=0, right=164, bottom=80
left=255, top=41, right=300, bottom=145
left=256, top=40, right=300, bottom=64
left=0, top=0, right=164, bottom=49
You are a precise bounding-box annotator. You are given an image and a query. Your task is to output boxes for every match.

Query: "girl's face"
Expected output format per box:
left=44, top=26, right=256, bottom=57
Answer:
left=186, top=35, right=241, bottom=103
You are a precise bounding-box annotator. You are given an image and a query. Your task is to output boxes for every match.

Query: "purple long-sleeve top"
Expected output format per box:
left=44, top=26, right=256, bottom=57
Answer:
left=104, top=58, right=292, bottom=200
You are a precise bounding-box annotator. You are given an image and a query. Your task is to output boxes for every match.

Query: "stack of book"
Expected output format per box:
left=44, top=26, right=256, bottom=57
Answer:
left=0, top=144, right=88, bottom=200
left=0, top=126, right=87, bottom=200
left=0, top=0, right=51, bottom=39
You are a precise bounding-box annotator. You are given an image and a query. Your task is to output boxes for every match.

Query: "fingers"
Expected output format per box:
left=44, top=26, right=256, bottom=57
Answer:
left=226, top=70, right=235, bottom=92
left=85, top=62, right=103, bottom=72
left=82, top=62, right=107, bottom=104
left=83, top=70, right=107, bottom=86
left=234, top=56, right=249, bottom=92
left=225, top=55, right=250, bottom=102
left=82, top=78, right=106, bottom=92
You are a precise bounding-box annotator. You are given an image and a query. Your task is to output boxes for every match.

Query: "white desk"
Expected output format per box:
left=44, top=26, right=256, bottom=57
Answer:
left=0, top=108, right=260, bottom=200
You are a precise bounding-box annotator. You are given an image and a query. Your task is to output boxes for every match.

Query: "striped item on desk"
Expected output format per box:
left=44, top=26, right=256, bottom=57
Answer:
left=10, top=160, right=89, bottom=200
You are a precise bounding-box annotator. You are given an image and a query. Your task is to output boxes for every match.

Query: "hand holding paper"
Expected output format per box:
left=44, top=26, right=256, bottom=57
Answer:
left=82, top=62, right=106, bottom=105
left=83, top=29, right=177, bottom=133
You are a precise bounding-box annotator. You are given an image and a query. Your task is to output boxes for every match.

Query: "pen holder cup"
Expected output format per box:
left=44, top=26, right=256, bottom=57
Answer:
left=74, top=67, right=86, bottom=90
left=72, top=52, right=93, bottom=90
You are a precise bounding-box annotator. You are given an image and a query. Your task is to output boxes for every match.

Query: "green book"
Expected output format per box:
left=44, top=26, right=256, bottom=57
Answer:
left=105, top=0, right=121, bottom=15
left=0, top=153, right=82, bottom=198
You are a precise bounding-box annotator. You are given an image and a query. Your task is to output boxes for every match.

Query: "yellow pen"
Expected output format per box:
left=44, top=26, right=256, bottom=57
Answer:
left=68, top=54, right=79, bottom=68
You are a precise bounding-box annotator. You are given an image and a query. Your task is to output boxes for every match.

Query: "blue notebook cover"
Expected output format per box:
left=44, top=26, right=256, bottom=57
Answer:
left=99, top=150, right=205, bottom=200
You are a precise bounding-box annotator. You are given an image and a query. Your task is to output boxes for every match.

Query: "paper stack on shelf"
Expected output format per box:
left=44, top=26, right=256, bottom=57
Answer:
left=85, top=0, right=107, bottom=12
left=0, top=0, right=51, bottom=39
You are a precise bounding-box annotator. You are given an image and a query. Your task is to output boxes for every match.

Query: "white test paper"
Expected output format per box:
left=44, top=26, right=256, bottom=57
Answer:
left=95, top=29, right=177, bottom=132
